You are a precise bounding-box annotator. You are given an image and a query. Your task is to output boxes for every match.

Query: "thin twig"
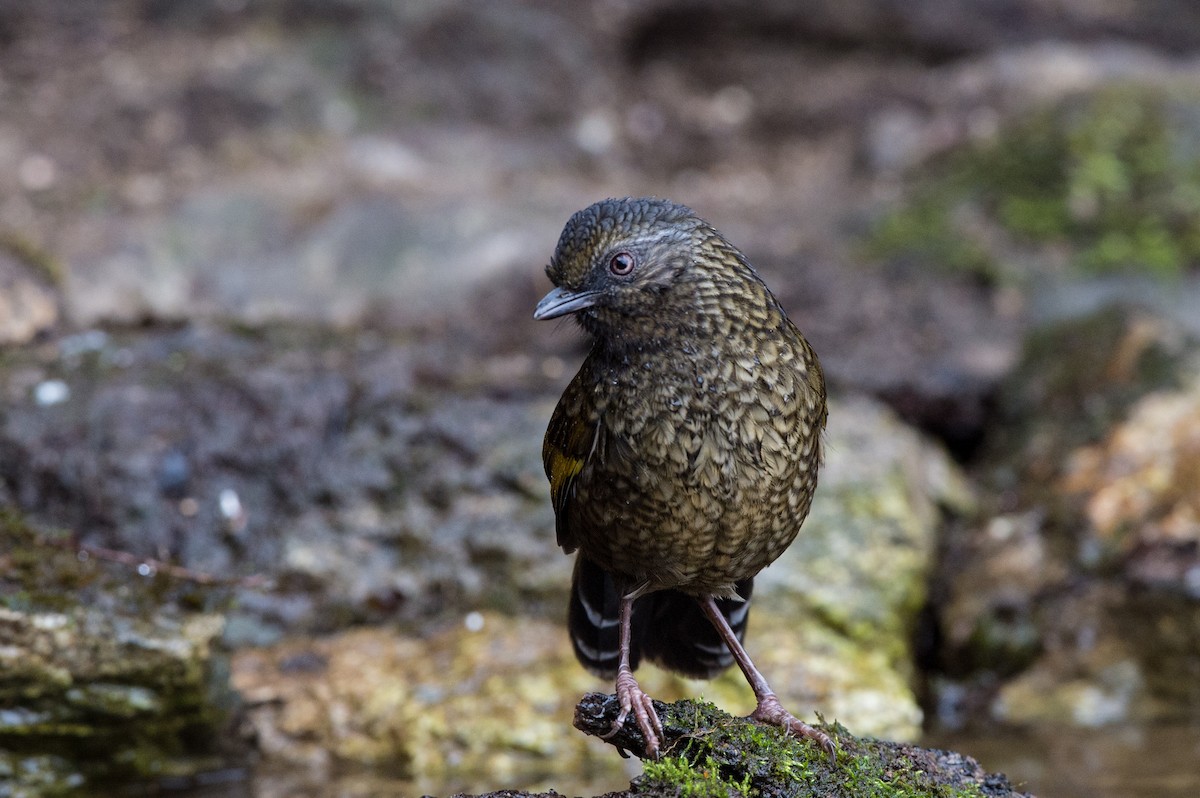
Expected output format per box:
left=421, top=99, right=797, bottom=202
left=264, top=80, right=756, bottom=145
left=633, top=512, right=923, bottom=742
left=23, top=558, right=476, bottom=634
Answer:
left=36, top=533, right=271, bottom=589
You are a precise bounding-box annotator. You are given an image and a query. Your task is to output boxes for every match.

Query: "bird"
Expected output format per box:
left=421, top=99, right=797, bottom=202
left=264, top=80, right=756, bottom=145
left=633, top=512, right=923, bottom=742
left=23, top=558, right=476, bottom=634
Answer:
left=534, top=197, right=833, bottom=758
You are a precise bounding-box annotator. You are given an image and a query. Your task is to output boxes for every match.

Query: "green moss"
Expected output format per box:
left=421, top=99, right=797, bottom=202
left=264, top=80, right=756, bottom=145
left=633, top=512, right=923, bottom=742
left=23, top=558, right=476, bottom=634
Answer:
left=865, top=83, right=1200, bottom=280
left=0, top=508, right=231, bottom=618
left=863, top=194, right=998, bottom=279
left=635, top=700, right=992, bottom=798
left=643, top=754, right=753, bottom=798
left=0, top=511, right=94, bottom=613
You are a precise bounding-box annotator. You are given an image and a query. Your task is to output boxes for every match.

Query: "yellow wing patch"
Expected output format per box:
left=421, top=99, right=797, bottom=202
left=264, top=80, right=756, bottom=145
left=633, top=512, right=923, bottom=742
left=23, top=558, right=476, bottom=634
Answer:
left=543, top=392, right=600, bottom=553
left=547, top=446, right=585, bottom=502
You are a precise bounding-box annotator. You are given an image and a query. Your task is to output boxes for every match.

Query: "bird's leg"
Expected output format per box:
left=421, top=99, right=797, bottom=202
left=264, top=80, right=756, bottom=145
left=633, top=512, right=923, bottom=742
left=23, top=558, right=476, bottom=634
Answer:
left=601, top=593, right=664, bottom=757
left=697, top=595, right=835, bottom=757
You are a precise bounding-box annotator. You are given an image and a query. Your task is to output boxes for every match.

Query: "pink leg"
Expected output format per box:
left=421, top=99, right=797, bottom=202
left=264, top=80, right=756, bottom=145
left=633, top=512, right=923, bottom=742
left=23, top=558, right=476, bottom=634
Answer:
left=698, top=595, right=835, bottom=757
left=601, top=593, right=665, bottom=757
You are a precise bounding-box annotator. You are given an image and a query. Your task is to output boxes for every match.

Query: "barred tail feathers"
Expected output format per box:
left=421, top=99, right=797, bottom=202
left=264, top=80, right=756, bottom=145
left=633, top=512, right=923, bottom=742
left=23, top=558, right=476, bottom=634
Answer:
left=567, top=555, right=751, bottom=680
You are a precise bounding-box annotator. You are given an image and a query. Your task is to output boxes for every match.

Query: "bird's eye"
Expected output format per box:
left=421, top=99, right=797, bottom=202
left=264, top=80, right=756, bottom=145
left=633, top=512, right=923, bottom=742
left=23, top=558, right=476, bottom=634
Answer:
left=609, top=251, right=635, bottom=276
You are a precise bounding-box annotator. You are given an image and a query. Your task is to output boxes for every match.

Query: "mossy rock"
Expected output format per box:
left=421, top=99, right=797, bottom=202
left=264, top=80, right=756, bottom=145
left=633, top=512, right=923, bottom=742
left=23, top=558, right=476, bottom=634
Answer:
left=977, top=304, right=1194, bottom=530
left=0, top=511, right=239, bottom=791
left=864, top=83, right=1200, bottom=281
left=476, top=693, right=1033, bottom=798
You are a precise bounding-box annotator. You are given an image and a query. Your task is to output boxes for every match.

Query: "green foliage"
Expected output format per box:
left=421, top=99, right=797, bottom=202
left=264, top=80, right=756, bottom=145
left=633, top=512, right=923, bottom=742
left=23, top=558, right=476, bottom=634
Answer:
left=865, top=83, right=1200, bottom=280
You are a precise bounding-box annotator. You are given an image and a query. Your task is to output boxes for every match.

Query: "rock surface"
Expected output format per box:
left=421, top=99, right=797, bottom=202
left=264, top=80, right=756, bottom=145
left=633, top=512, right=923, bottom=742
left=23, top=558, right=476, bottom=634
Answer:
left=0, top=324, right=565, bottom=643
left=932, top=307, right=1200, bottom=728
left=0, top=515, right=235, bottom=792
left=0, top=241, right=58, bottom=345
left=563, top=692, right=1030, bottom=798
left=0, top=316, right=964, bottom=744
left=221, top=395, right=967, bottom=793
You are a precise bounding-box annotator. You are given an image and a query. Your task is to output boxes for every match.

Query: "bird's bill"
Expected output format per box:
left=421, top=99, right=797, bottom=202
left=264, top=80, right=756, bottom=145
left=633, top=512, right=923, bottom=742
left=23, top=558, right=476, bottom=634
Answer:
left=533, top=286, right=601, bottom=320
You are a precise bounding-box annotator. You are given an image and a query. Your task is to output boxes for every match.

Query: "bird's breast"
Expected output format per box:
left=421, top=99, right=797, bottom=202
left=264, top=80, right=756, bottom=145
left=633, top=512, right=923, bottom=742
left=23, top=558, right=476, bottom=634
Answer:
left=595, top=337, right=816, bottom=468
left=568, top=334, right=822, bottom=593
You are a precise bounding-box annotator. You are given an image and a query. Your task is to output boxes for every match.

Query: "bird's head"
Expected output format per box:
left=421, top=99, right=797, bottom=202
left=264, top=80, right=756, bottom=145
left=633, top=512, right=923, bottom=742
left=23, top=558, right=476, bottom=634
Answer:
left=534, top=197, right=756, bottom=340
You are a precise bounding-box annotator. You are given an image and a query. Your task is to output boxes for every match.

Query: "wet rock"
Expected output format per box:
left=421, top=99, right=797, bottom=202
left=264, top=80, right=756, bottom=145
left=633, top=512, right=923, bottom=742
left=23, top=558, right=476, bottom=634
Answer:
left=1062, top=373, right=1200, bottom=565
left=230, top=614, right=610, bottom=795
left=982, top=306, right=1192, bottom=505
left=0, top=514, right=236, bottom=792
left=567, top=693, right=1032, bottom=798
left=0, top=511, right=248, bottom=792
left=0, top=324, right=563, bottom=638
left=936, top=511, right=1055, bottom=681
left=932, top=306, right=1200, bottom=727
left=994, top=370, right=1200, bottom=725
left=989, top=583, right=1152, bottom=727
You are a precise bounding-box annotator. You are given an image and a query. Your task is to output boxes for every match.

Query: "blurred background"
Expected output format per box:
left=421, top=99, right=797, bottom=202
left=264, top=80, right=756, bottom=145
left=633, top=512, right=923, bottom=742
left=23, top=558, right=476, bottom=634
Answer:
left=2, top=1, right=1200, bottom=796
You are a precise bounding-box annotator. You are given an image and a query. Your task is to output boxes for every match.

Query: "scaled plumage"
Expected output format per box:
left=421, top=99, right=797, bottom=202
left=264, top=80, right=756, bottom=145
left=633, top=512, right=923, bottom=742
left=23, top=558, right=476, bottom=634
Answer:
left=536, top=197, right=832, bottom=758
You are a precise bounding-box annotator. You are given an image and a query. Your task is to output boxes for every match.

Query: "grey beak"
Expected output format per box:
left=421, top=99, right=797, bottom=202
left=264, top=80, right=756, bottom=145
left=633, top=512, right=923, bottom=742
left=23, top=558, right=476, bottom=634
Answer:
left=533, top=286, right=601, bottom=320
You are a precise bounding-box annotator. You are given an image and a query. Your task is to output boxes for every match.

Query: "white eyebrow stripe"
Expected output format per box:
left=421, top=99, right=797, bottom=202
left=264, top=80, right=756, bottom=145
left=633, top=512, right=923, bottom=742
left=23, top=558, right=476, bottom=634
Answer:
left=620, top=225, right=688, bottom=250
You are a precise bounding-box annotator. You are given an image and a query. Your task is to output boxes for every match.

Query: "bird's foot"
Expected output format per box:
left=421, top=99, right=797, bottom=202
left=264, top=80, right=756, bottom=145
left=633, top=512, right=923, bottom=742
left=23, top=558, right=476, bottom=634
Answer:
left=601, top=666, right=664, bottom=758
left=750, top=692, right=836, bottom=759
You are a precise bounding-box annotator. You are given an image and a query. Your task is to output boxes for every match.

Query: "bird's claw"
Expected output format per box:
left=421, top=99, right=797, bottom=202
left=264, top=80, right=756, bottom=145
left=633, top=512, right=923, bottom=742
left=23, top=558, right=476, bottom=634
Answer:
left=750, top=692, right=836, bottom=759
left=602, top=667, right=664, bottom=758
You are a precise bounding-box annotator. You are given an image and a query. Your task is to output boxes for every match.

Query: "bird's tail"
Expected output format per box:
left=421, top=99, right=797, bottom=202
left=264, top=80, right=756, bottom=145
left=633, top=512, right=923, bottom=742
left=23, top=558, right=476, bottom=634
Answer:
left=568, top=555, right=753, bottom=680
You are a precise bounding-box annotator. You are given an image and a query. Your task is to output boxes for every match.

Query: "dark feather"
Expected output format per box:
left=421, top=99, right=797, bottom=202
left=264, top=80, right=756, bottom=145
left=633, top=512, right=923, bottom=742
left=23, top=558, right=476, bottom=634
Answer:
left=568, top=555, right=752, bottom=680
left=641, top=579, right=753, bottom=679
left=542, top=386, right=590, bottom=553
left=567, top=555, right=631, bottom=677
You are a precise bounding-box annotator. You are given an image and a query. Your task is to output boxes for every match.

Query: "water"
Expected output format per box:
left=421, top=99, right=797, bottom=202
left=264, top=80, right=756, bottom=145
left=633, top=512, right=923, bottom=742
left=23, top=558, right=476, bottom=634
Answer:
left=926, top=722, right=1200, bottom=798
left=109, top=722, right=1200, bottom=796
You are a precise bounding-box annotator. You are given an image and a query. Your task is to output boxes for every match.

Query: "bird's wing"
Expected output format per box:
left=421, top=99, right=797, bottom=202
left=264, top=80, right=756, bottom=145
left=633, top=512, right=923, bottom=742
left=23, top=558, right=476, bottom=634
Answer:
left=542, top=372, right=601, bottom=553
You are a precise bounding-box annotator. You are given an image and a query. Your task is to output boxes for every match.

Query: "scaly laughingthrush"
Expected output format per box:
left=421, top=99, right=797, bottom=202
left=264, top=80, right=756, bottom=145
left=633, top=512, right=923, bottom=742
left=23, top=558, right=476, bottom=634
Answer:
left=535, top=197, right=832, bottom=757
